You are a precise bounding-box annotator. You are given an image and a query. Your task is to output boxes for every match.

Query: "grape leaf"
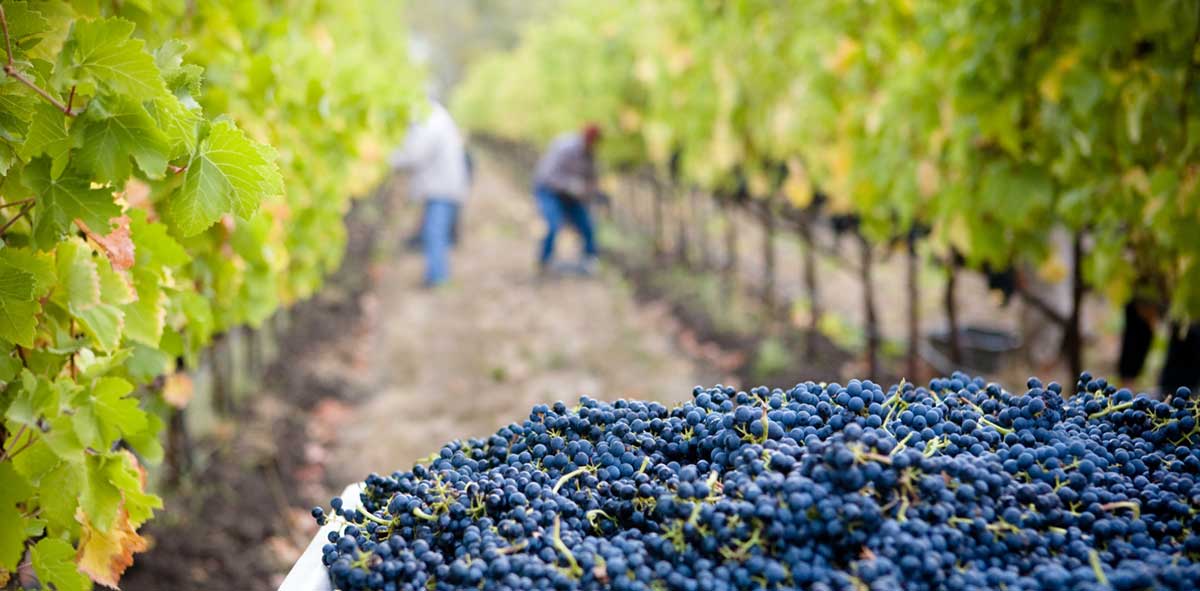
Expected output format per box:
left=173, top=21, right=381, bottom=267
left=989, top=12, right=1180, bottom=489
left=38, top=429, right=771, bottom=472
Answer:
left=124, top=343, right=172, bottom=384
left=107, top=451, right=161, bottom=526
left=0, top=81, right=35, bottom=143
left=0, top=247, right=56, bottom=297
left=4, top=369, right=57, bottom=427
left=74, top=302, right=124, bottom=352
left=43, top=414, right=85, bottom=460
left=1, top=2, right=51, bottom=46
left=0, top=463, right=32, bottom=570
left=10, top=438, right=58, bottom=483
left=155, top=39, right=203, bottom=102
left=25, top=159, right=120, bottom=249
left=77, top=507, right=148, bottom=589
left=20, top=103, right=72, bottom=179
left=79, top=215, right=135, bottom=271
left=40, top=460, right=84, bottom=537
left=0, top=266, right=34, bottom=301
left=124, top=410, right=164, bottom=464
left=55, top=238, right=101, bottom=312
left=128, top=209, right=188, bottom=267
left=65, top=17, right=167, bottom=100
left=30, top=538, right=89, bottom=591
left=123, top=267, right=165, bottom=347
left=96, top=254, right=136, bottom=306
left=0, top=292, right=38, bottom=347
left=73, top=96, right=170, bottom=182
left=80, top=454, right=123, bottom=533
left=148, top=93, right=202, bottom=160
left=74, top=377, right=146, bottom=450
left=166, top=120, right=283, bottom=236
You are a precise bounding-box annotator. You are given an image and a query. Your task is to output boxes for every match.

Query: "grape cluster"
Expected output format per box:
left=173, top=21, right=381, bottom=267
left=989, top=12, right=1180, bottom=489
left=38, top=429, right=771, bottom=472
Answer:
left=313, top=373, right=1200, bottom=590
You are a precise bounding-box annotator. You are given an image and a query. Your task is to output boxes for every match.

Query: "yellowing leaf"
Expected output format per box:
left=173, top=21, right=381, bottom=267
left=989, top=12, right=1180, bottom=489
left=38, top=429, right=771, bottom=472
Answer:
left=76, top=507, right=149, bottom=589
left=783, top=159, right=813, bottom=208
left=78, top=215, right=135, bottom=271
left=161, top=372, right=193, bottom=409
left=916, top=159, right=940, bottom=198
left=1038, top=255, right=1069, bottom=284
left=1038, top=50, right=1079, bottom=103
left=824, top=36, right=859, bottom=75
left=619, top=108, right=641, bottom=133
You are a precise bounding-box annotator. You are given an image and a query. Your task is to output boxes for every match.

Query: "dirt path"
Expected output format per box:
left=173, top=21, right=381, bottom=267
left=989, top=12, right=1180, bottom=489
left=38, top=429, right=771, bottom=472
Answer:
left=325, top=155, right=716, bottom=486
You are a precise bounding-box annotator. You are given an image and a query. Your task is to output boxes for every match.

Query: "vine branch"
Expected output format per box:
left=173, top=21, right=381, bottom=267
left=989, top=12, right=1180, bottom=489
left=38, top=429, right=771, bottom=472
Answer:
left=0, top=5, right=76, bottom=117
left=0, top=425, right=28, bottom=463
left=0, top=202, right=33, bottom=236
left=0, top=198, right=32, bottom=209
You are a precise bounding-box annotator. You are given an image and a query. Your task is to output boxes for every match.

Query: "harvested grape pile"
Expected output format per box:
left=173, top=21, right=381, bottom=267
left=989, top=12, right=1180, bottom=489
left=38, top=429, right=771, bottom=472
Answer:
left=313, top=373, right=1200, bottom=590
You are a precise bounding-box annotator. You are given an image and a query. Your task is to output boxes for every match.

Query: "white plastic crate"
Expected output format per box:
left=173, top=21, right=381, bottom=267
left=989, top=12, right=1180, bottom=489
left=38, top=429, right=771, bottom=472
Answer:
left=277, top=483, right=363, bottom=591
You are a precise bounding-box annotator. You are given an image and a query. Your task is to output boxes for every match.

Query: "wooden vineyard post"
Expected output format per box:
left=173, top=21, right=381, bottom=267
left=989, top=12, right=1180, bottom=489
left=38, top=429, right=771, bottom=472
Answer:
left=722, top=198, right=739, bottom=306
left=653, top=176, right=665, bottom=258
left=799, top=219, right=821, bottom=356
left=945, top=258, right=963, bottom=365
left=762, top=201, right=778, bottom=317
left=676, top=186, right=691, bottom=268
left=906, top=234, right=921, bottom=382
left=860, top=231, right=879, bottom=379
left=1063, top=230, right=1086, bottom=380
left=694, top=189, right=713, bottom=270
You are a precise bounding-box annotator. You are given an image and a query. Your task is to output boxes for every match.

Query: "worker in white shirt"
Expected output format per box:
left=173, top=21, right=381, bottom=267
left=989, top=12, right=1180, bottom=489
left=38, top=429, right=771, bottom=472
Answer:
left=389, top=101, right=470, bottom=287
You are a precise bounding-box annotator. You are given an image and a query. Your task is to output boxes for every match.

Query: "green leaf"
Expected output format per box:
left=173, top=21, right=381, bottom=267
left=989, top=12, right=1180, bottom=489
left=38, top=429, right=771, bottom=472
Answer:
left=75, top=302, right=124, bottom=352
left=166, top=120, right=283, bottom=236
left=20, top=103, right=72, bottom=179
left=105, top=452, right=161, bottom=526
left=129, top=209, right=188, bottom=267
left=66, top=17, right=167, bottom=100
left=43, top=414, right=85, bottom=460
left=25, top=159, right=120, bottom=249
left=123, top=267, right=165, bottom=347
left=31, top=538, right=89, bottom=591
left=5, top=369, right=57, bottom=427
left=155, top=39, right=203, bottom=102
left=1, top=2, right=51, bottom=45
left=55, top=238, right=101, bottom=312
left=0, top=247, right=57, bottom=297
left=11, top=438, right=59, bottom=483
left=0, top=80, right=36, bottom=143
left=149, top=93, right=202, bottom=160
left=81, top=454, right=123, bottom=532
left=72, top=96, right=170, bottom=182
left=0, top=352, right=20, bottom=382
left=0, top=266, right=34, bottom=301
left=124, top=343, right=172, bottom=383
left=124, top=410, right=164, bottom=464
left=0, top=463, right=33, bottom=570
left=40, top=460, right=84, bottom=537
left=75, top=377, right=145, bottom=449
left=0, top=293, right=38, bottom=347
left=96, top=255, right=136, bottom=306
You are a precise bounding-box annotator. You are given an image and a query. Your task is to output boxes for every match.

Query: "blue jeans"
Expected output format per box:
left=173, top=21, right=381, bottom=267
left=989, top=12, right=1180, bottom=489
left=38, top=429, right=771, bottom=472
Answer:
left=421, top=198, right=460, bottom=286
left=534, top=185, right=596, bottom=265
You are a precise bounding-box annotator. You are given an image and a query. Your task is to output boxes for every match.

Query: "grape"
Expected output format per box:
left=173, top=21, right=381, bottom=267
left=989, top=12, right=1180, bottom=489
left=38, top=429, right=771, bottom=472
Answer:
left=314, top=373, right=1200, bottom=590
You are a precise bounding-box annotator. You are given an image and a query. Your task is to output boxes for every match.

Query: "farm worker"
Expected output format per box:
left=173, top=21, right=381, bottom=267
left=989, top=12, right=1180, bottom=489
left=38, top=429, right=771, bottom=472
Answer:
left=389, top=100, right=471, bottom=287
left=532, top=123, right=603, bottom=275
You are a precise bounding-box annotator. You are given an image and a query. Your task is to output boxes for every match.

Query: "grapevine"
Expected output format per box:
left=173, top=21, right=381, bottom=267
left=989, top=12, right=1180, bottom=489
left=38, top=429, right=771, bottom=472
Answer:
left=454, top=0, right=1200, bottom=377
left=0, top=2, right=418, bottom=588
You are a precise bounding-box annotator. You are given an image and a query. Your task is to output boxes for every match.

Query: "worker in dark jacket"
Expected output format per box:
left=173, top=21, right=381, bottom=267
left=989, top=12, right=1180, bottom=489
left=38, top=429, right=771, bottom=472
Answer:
left=532, top=124, right=602, bottom=274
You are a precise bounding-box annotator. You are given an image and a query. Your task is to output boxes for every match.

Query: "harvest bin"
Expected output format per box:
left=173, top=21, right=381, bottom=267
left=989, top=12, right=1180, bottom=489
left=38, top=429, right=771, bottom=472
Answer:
left=278, top=484, right=363, bottom=591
